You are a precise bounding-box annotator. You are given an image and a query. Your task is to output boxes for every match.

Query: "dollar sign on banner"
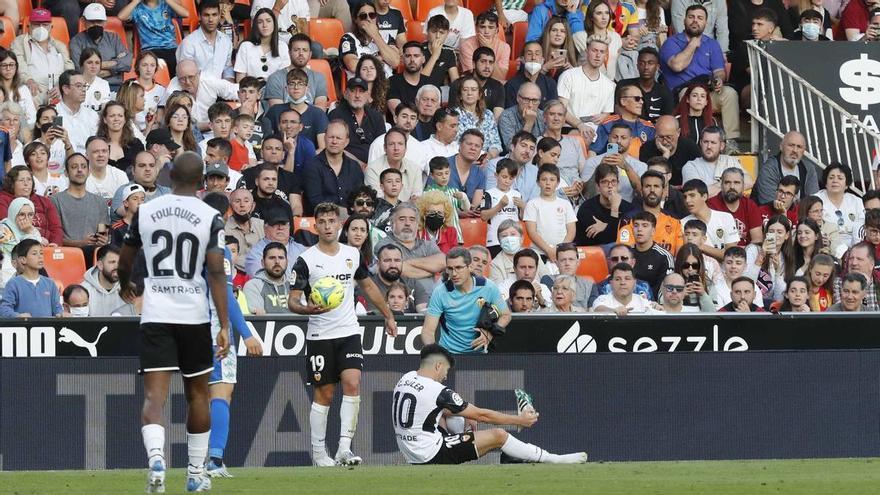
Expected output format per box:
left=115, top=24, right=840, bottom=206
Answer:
left=838, top=53, right=880, bottom=111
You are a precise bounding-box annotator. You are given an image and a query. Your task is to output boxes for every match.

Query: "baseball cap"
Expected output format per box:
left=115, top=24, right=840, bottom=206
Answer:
left=205, top=162, right=229, bottom=178
left=29, top=8, right=52, bottom=23
left=82, top=3, right=107, bottom=21
left=145, top=128, right=181, bottom=151
left=347, top=77, right=369, bottom=91
left=266, top=211, right=291, bottom=225
left=122, top=183, right=146, bottom=202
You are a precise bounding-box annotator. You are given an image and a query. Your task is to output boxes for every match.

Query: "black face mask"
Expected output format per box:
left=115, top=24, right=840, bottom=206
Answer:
left=232, top=212, right=251, bottom=223
left=425, top=213, right=445, bottom=232
left=86, top=25, right=104, bottom=41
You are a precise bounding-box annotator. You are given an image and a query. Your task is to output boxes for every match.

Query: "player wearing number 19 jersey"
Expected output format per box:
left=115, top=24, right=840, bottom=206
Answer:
left=393, top=344, right=588, bottom=465
left=288, top=203, right=398, bottom=467
left=119, top=152, right=232, bottom=493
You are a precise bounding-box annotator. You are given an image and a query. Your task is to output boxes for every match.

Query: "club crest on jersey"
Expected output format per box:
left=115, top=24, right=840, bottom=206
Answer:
left=451, top=392, right=464, bottom=406
left=619, top=229, right=631, bottom=243
left=287, top=270, right=297, bottom=285
left=665, top=224, right=672, bottom=234
left=314, top=372, right=321, bottom=382
left=346, top=258, right=353, bottom=269
left=716, top=228, right=724, bottom=240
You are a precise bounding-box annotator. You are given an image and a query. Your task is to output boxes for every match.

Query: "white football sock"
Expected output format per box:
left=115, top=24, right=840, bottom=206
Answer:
left=142, top=424, right=165, bottom=468
left=310, top=402, right=330, bottom=454
left=500, top=434, right=548, bottom=463
left=337, top=395, right=360, bottom=453
left=187, top=431, right=210, bottom=472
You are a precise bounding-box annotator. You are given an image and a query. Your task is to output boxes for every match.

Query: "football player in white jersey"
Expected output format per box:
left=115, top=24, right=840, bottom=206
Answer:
left=288, top=202, right=398, bottom=466
left=393, top=344, right=588, bottom=465
left=119, top=152, right=231, bottom=493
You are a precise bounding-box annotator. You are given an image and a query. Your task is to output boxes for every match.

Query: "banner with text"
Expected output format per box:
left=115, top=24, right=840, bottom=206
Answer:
left=2, top=314, right=880, bottom=357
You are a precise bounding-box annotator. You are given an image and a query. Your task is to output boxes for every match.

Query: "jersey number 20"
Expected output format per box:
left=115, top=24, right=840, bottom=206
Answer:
left=151, top=230, right=200, bottom=279
left=392, top=391, right=417, bottom=429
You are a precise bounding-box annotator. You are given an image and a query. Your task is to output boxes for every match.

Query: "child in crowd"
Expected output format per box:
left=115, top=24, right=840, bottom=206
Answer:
left=111, top=184, right=146, bottom=247
left=806, top=253, right=836, bottom=311
left=523, top=164, right=576, bottom=264
left=683, top=219, right=724, bottom=287
left=424, top=157, right=469, bottom=242
left=422, top=15, right=460, bottom=89
left=229, top=114, right=257, bottom=171
left=374, top=168, right=403, bottom=233
left=0, top=239, right=62, bottom=318
left=224, top=236, right=250, bottom=293
left=385, top=281, right=411, bottom=314
left=715, top=246, right=763, bottom=309
left=482, top=159, right=524, bottom=258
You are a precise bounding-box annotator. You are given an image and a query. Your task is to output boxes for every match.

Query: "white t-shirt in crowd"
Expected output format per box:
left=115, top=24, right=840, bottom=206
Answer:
left=557, top=66, right=615, bottom=120
left=85, top=165, right=130, bottom=200
left=591, top=292, right=658, bottom=313
left=523, top=196, right=576, bottom=255
left=681, top=210, right=739, bottom=250
left=483, top=187, right=521, bottom=247
left=83, top=77, right=112, bottom=112
left=426, top=5, right=475, bottom=50
left=135, top=83, right=167, bottom=132
left=233, top=42, right=291, bottom=80
left=815, top=189, right=865, bottom=251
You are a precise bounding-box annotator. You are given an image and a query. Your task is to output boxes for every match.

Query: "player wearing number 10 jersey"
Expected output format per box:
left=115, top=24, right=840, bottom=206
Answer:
left=119, top=152, right=231, bottom=493
left=392, top=344, right=588, bottom=465
left=288, top=203, right=398, bottom=467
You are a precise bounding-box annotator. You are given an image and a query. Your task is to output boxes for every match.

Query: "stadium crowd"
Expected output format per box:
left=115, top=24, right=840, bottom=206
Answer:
left=0, top=0, right=877, bottom=319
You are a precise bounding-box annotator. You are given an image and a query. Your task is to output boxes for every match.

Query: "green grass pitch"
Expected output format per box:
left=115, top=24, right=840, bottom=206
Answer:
left=2, top=459, right=880, bottom=494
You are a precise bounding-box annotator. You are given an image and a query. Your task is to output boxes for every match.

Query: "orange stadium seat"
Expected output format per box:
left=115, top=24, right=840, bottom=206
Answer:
left=505, top=59, right=519, bottom=80
left=307, top=58, right=337, bottom=103
left=465, top=0, right=494, bottom=15
left=43, top=247, right=87, bottom=290
left=22, top=16, right=70, bottom=45
left=0, top=17, right=14, bottom=48
left=16, top=0, right=31, bottom=25
left=293, top=216, right=318, bottom=234
left=416, top=0, right=444, bottom=21
left=406, top=20, right=426, bottom=43
left=576, top=246, right=608, bottom=282
left=520, top=221, right=531, bottom=247
left=180, top=0, right=200, bottom=31
left=511, top=21, right=527, bottom=60
left=459, top=218, right=488, bottom=247
left=309, top=18, right=344, bottom=54
left=391, top=0, right=414, bottom=21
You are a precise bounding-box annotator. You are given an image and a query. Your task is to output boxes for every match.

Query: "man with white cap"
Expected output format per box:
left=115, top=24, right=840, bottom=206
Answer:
left=70, top=3, right=132, bottom=91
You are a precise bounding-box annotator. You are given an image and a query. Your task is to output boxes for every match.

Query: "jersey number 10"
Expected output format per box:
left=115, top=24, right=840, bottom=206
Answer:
left=392, top=391, right=417, bottom=429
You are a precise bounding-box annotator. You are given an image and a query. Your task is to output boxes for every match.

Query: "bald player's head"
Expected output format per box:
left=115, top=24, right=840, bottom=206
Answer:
left=170, top=151, right=205, bottom=188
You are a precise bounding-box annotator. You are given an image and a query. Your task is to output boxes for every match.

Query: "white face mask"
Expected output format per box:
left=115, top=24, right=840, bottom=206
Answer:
left=69, top=306, right=89, bottom=317
left=801, top=22, right=820, bottom=40
left=31, top=26, right=49, bottom=42
left=524, top=61, right=542, bottom=75
left=291, top=94, right=308, bottom=104
left=500, top=235, right=522, bottom=255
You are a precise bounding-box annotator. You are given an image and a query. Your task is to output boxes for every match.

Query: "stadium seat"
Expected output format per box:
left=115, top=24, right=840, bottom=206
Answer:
left=180, top=0, right=200, bottom=31
left=309, top=18, right=344, bottom=56
left=520, top=221, right=531, bottom=247
left=406, top=20, right=426, bottom=43
left=511, top=22, right=527, bottom=62
left=523, top=0, right=535, bottom=13
left=16, top=0, right=31, bottom=26
left=505, top=59, right=519, bottom=80
left=307, top=58, right=337, bottom=103
left=391, top=0, right=414, bottom=21
left=78, top=16, right=129, bottom=50
left=43, top=247, right=87, bottom=290
left=465, top=0, right=494, bottom=16
left=459, top=218, right=488, bottom=248
left=576, top=246, right=608, bottom=282
left=416, top=0, right=444, bottom=21
left=0, top=17, right=14, bottom=48
left=293, top=216, right=318, bottom=234
left=22, top=16, right=70, bottom=45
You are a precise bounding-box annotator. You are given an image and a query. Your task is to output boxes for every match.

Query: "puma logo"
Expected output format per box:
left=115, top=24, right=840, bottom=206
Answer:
left=58, top=326, right=108, bottom=357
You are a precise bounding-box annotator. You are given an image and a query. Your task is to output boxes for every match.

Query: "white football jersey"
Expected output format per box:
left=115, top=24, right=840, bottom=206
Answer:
left=124, top=194, right=225, bottom=325
left=392, top=371, right=469, bottom=464
left=290, top=243, right=369, bottom=340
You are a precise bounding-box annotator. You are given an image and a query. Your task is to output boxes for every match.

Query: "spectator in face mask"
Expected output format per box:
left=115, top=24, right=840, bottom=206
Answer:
left=489, top=219, right=552, bottom=286
left=62, top=284, right=91, bottom=317
left=789, top=9, right=831, bottom=40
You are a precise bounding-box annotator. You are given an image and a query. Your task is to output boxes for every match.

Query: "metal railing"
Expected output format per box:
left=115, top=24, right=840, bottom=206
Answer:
left=747, top=40, right=879, bottom=195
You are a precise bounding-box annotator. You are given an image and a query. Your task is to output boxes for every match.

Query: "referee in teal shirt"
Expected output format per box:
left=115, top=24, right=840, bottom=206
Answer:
left=421, top=247, right=511, bottom=354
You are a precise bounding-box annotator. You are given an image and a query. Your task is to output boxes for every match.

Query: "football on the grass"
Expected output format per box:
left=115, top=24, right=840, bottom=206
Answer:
left=310, top=276, right=345, bottom=310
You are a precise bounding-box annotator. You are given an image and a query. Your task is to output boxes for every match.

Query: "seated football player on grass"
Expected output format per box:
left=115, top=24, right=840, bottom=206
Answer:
left=393, top=344, right=588, bottom=465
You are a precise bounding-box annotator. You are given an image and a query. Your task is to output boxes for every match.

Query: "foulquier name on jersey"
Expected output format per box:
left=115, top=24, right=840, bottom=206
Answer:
left=150, top=206, right=204, bottom=226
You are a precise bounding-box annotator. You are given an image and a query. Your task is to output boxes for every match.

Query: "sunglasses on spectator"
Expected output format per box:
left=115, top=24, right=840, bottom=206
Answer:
left=665, top=285, right=685, bottom=293
left=358, top=12, right=378, bottom=20
left=621, top=95, right=644, bottom=102
left=681, top=262, right=700, bottom=270
left=260, top=55, right=268, bottom=73
left=609, top=256, right=630, bottom=262
left=355, top=199, right=374, bottom=207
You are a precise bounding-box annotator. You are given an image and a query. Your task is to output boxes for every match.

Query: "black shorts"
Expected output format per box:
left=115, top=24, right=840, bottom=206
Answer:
left=422, top=431, right=479, bottom=465
left=305, top=334, right=363, bottom=386
left=139, top=322, right=213, bottom=378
